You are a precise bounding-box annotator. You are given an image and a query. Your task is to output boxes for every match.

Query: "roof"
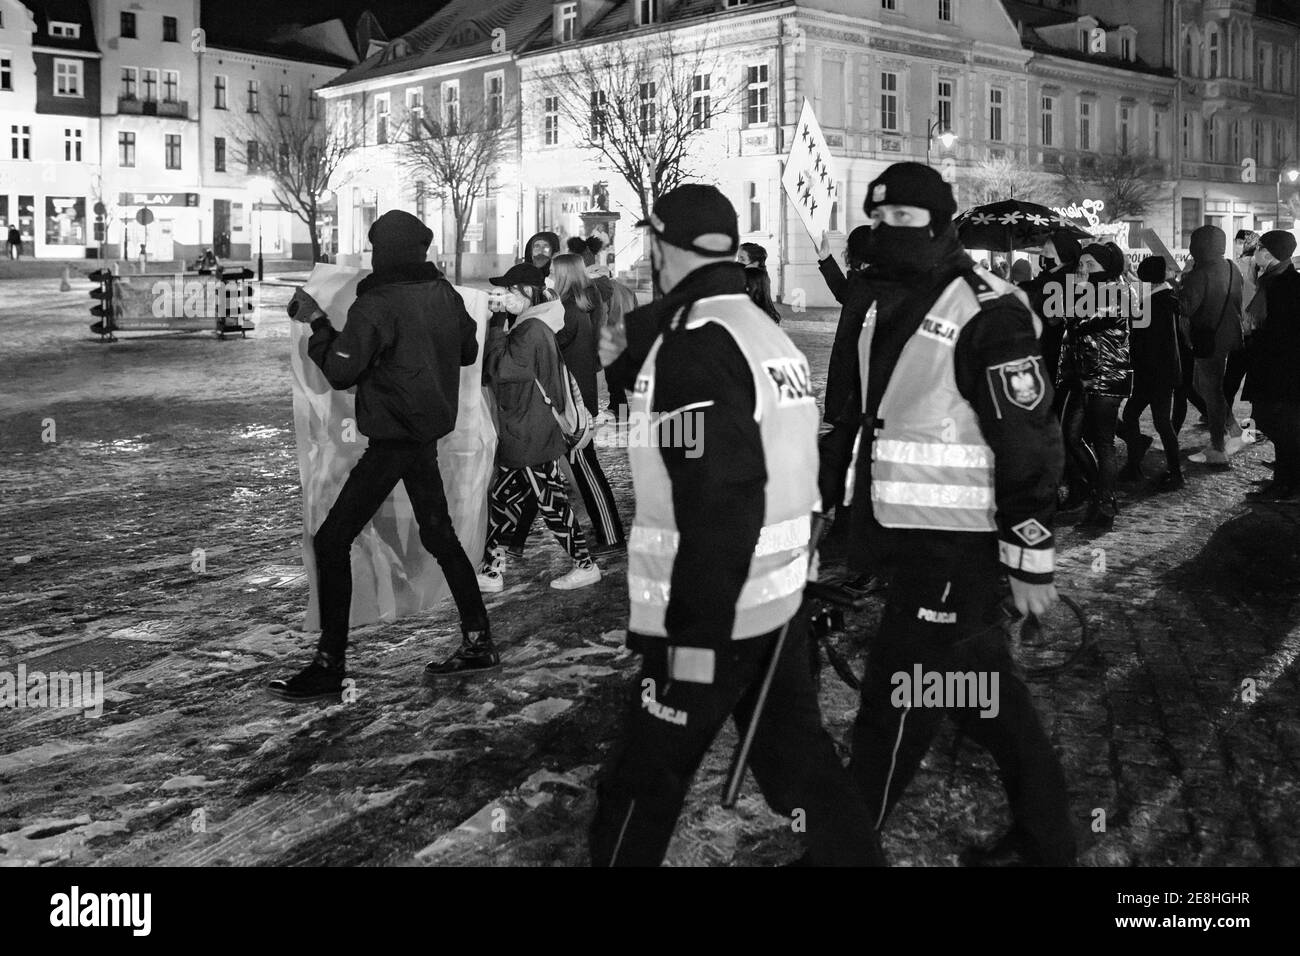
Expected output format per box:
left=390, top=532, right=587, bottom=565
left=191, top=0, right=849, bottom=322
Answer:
left=1001, top=0, right=1168, bottom=77
left=523, top=0, right=785, bottom=50
left=321, top=0, right=553, bottom=90
left=19, top=0, right=98, bottom=53
left=203, top=13, right=360, bottom=68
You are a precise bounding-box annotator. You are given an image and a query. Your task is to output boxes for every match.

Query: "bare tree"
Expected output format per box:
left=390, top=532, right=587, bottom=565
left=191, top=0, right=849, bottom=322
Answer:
left=231, top=93, right=356, bottom=263
left=544, top=32, right=740, bottom=223
left=1060, top=153, right=1165, bottom=222
left=397, top=99, right=515, bottom=284
left=966, top=156, right=1060, bottom=205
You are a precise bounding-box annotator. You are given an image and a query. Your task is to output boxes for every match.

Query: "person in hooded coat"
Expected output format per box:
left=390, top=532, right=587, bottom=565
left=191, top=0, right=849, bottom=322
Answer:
left=738, top=241, right=782, bottom=323
left=523, top=230, right=562, bottom=276
left=1118, top=256, right=1183, bottom=491
left=1179, top=224, right=1245, bottom=466
left=273, top=210, right=492, bottom=700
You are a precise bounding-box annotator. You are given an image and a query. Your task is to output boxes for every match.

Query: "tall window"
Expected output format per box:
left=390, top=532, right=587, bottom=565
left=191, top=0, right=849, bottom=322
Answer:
left=406, top=88, right=424, bottom=138
left=309, top=93, right=319, bottom=120
left=63, top=127, right=81, bottom=161
left=639, top=80, right=656, bottom=135
left=375, top=94, right=390, bottom=143
left=988, top=87, right=1004, bottom=142
left=938, top=0, right=952, bottom=22
left=589, top=89, right=607, bottom=139
left=1208, top=28, right=1220, bottom=77
left=1183, top=31, right=1194, bottom=76
left=1274, top=122, right=1286, bottom=165
left=1257, top=44, right=1269, bottom=88
left=937, top=79, right=954, bottom=135
left=1183, top=111, right=1192, bottom=155
left=118, top=131, right=135, bottom=166
left=1153, top=110, right=1164, bottom=158
left=10, top=124, right=30, bottom=160
left=485, top=73, right=503, bottom=128
left=560, top=2, right=577, bottom=42
left=336, top=101, right=353, bottom=145
left=162, top=70, right=178, bottom=103
left=879, top=71, right=898, bottom=131
left=143, top=68, right=158, bottom=102
left=1121, top=36, right=1132, bottom=60
left=1119, top=104, right=1131, bottom=154
left=214, top=74, right=226, bottom=109
left=746, top=64, right=769, bottom=125
left=638, top=0, right=659, bottom=24
left=1079, top=100, right=1093, bottom=151
left=121, top=66, right=138, bottom=99
left=246, top=79, right=258, bottom=113
left=1205, top=118, right=1216, bottom=162
left=1230, top=120, right=1241, bottom=162
left=544, top=95, right=559, bottom=145
left=1278, top=50, right=1292, bottom=92
left=214, top=136, right=226, bottom=172
left=121, top=11, right=136, bottom=38
left=744, top=181, right=763, bottom=232
left=278, top=84, right=291, bottom=116
left=247, top=140, right=261, bottom=169
left=882, top=0, right=896, bottom=9
left=163, top=16, right=177, bottom=42
left=415, top=182, right=426, bottom=222
left=692, top=73, right=711, bottom=130
left=1041, top=94, right=1056, bottom=147
left=54, top=59, right=82, bottom=97
left=165, top=133, right=181, bottom=169
left=1, top=56, right=11, bottom=91
left=441, top=81, right=459, bottom=134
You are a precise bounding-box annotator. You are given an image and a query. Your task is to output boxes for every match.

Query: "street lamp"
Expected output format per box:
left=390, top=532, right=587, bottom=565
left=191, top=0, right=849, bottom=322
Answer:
left=248, top=176, right=274, bottom=281
left=1276, top=167, right=1299, bottom=228
left=927, top=118, right=957, bottom=165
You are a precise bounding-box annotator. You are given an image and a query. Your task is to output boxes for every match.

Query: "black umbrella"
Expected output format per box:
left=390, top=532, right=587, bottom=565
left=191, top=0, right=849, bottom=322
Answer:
left=954, top=199, right=1091, bottom=256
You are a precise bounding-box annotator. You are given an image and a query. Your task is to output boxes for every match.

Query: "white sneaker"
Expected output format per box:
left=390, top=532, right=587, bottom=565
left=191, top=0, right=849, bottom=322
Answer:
left=1189, top=447, right=1229, bottom=465
left=550, top=561, right=601, bottom=590
left=1224, top=435, right=1246, bottom=456
left=477, top=567, right=504, bottom=593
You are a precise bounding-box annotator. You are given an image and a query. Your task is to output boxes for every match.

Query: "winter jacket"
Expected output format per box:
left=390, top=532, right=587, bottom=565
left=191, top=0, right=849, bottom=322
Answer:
left=1059, top=280, right=1133, bottom=398
left=817, top=255, right=876, bottom=426
left=1244, top=262, right=1300, bottom=403
left=556, top=292, right=602, bottom=415
left=308, top=261, right=477, bottom=444
left=1129, top=286, right=1182, bottom=390
left=1179, top=225, right=1244, bottom=357
left=483, top=303, right=569, bottom=469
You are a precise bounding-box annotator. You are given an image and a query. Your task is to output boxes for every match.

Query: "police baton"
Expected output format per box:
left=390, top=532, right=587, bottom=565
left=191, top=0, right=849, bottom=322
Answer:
left=721, top=511, right=830, bottom=808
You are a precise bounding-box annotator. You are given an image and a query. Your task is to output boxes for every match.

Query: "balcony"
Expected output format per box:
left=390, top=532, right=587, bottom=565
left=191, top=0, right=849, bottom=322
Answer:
left=117, top=96, right=190, bottom=119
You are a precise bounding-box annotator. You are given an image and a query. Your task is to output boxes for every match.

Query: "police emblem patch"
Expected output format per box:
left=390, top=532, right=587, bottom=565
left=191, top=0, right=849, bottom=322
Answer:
left=1011, top=518, right=1051, bottom=546
left=990, top=357, right=1045, bottom=411
left=872, top=184, right=887, bottom=203
left=634, top=376, right=651, bottom=394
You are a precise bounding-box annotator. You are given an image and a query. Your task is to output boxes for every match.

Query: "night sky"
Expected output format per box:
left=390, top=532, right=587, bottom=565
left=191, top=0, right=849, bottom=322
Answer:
left=206, top=0, right=451, bottom=48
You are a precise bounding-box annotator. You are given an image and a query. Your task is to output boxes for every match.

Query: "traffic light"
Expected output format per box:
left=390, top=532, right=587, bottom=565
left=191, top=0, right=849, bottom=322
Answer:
left=88, top=269, right=117, bottom=336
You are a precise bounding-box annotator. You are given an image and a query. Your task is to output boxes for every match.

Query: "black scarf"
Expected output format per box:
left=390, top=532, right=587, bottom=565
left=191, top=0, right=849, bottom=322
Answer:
left=356, top=260, right=444, bottom=297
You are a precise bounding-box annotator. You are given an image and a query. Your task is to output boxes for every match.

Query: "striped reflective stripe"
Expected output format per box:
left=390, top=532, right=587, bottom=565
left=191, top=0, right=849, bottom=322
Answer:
left=629, top=553, right=809, bottom=609
left=871, top=480, right=993, bottom=510
left=999, top=540, right=1055, bottom=574
left=629, top=515, right=811, bottom=559
left=873, top=439, right=992, bottom=470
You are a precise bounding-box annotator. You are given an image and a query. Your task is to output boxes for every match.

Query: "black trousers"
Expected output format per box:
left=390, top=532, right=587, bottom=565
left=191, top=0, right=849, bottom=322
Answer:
left=511, top=443, right=624, bottom=548
left=1118, top=380, right=1181, bottom=476
left=848, top=537, right=1076, bottom=866
left=589, top=616, right=886, bottom=867
left=1223, top=347, right=1249, bottom=407
left=1062, top=390, right=1122, bottom=513
left=1254, top=400, right=1300, bottom=486
left=313, top=438, right=489, bottom=657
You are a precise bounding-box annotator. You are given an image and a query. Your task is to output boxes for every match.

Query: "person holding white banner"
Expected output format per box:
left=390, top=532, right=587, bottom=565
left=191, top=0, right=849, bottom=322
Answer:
left=272, top=211, right=493, bottom=701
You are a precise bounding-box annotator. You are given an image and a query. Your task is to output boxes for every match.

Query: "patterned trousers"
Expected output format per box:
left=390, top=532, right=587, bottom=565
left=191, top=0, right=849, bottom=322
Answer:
left=485, top=460, right=589, bottom=563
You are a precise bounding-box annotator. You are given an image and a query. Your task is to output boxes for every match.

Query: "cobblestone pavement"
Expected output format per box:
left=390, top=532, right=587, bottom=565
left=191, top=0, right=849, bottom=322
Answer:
left=1, top=277, right=1297, bottom=866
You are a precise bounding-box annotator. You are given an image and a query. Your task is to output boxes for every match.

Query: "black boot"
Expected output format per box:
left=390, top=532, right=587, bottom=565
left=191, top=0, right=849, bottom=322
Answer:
left=1154, top=470, right=1185, bottom=493
left=424, top=628, right=500, bottom=680
left=1119, top=435, right=1152, bottom=481
left=268, top=650, right=346, bottom=702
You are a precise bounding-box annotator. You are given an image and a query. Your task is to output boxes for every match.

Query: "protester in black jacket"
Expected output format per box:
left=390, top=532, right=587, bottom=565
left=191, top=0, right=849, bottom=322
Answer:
left=1244, top=230, right=1300, bottom=500
left=271, top=210, right=492, bottom=701
left=1058, top=241, right=1133, bottom=530
left=738, top=241, right=782, bottom=322
left=1118, top=256, right=1183, bottom=491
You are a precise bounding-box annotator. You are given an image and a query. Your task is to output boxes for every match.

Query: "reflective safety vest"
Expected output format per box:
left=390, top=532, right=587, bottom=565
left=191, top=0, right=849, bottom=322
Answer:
left=850, top=268, right=1030, bottom=532
left=627, top=293, right=820, bottom=640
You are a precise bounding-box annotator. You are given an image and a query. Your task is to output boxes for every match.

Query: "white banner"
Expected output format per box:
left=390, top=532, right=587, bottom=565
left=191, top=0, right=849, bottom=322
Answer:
left=781, top=99, right=840, bottom=243
left=289, top=264, right=497, bottom=630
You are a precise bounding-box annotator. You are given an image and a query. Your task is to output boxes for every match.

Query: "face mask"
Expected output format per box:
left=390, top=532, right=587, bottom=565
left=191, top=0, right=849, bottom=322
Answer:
left=650, top=239, right=665, bottom=299
left=870, top=225, right=938, bottom=277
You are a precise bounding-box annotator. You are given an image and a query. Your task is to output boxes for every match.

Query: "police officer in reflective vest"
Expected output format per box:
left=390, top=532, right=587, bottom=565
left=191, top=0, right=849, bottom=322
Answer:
left=843, top=163, right=1076, bottom=866
left=588, top=184, right=884, bottom=867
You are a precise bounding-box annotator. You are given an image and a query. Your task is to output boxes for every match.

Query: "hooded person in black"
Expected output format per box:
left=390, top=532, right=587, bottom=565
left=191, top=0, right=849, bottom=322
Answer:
left=524, top=230, right=562, bottom=276
left=272, top=210, right=493, bottom=701
left=1118, top=255, right=1183, bottom=491
left=1244, top=230, right=1300, bottom=500
left=842, top=163, right=1074, bottom=868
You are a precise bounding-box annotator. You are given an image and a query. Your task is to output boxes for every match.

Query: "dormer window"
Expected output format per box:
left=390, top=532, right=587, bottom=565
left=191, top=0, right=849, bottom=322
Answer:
left=50, top=21, right=81, bottom=39
left=559, top=2, right=577, bottom=42
left=384, top=38, right=410, bottom=62
left=638, top=0, right=660, bottom=25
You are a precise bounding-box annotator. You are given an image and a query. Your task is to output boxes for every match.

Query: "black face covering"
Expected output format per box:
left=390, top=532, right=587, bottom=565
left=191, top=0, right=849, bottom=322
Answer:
left=870, top=224, right=942, bottom=279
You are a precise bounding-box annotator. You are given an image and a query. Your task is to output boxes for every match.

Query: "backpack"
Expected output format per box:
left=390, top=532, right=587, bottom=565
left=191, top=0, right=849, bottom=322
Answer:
left=534, top=342, right=594, bottom=454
